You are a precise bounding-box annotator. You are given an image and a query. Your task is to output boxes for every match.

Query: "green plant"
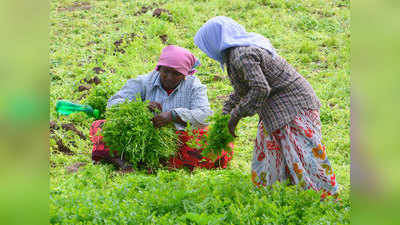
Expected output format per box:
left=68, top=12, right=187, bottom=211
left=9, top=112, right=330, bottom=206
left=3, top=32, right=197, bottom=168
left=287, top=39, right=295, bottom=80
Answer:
left=186, top=113, right=234, bottom=160
left=203, top=113, right=234, bottom=159
left=84, top=85, right=115, bottom=119
left=101, top=97, right=179, bottom=169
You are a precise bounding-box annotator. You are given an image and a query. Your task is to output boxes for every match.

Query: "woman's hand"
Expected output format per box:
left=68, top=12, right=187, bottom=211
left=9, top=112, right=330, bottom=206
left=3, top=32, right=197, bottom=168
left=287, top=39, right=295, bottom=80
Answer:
left=148, top=101, right=162, bottom=112
left=228, top=116, right=239, bottom=138
left=152, top=111, right=173, bottom=128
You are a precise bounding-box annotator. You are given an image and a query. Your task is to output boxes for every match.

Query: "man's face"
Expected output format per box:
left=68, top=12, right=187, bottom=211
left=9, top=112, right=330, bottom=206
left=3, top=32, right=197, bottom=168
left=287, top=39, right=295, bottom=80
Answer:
left=159, top=66, right=185, bottom=90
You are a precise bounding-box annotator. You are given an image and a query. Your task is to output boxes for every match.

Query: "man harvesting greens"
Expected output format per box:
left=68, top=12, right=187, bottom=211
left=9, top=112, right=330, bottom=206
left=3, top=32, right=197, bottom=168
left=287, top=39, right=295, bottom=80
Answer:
left=90, top=45, right=233, bottom=171
left=194, top=16, right=338, bottom=199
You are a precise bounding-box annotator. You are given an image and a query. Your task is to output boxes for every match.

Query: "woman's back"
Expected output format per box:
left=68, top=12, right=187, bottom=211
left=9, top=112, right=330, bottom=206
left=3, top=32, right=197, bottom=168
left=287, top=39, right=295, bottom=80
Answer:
left=224, top=46, right=321, bottom=132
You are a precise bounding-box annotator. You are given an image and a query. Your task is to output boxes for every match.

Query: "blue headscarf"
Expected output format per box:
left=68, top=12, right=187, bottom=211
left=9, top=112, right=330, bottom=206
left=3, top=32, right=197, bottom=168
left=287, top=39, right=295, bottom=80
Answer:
left=194, top=16, right=276, bottom=69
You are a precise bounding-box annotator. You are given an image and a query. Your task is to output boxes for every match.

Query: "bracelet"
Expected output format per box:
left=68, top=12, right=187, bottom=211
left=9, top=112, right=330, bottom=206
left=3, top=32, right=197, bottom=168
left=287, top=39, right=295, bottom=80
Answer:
left=171, top=110, right=177, bottom=121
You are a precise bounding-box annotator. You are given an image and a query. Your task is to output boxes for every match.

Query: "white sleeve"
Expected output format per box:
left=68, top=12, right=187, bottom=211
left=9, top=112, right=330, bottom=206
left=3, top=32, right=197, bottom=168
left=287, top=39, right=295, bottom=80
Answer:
left=174, top=77, right=213, bottom=128
left=107, top=77, right=145, bottom=108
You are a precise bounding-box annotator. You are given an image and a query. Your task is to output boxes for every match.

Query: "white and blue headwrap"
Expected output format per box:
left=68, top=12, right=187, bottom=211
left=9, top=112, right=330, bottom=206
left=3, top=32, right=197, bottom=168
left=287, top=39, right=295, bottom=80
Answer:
left=194, top=16, right=276, bottom=69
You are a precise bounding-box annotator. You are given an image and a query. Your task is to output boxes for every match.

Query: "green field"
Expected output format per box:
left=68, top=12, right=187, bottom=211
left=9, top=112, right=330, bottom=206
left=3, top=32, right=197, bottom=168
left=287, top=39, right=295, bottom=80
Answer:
left=50, top=0, right=350, bottom=224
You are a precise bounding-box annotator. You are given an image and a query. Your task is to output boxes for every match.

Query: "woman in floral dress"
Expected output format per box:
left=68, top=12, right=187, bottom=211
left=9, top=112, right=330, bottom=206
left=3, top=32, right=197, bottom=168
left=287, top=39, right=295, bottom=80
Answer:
left=194, top=16, right=338, bottom=199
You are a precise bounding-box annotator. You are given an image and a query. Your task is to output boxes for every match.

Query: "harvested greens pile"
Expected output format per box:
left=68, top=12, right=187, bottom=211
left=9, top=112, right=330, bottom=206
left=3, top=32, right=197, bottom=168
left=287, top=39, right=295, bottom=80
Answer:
left=101, top=97, right=178, bottom=169
left=187, top=113, right=234, bottom=160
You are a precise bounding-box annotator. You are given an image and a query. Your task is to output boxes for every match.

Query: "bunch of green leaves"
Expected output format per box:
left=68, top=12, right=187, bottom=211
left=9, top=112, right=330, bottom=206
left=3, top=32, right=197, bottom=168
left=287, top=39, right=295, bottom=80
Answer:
left=186, top=113, right=234, bottom=160
left=84, top=85, right=116, bottom=119
left=203, top=113, right=234, bottom=159
left=101, top=97, right=178, bottom=169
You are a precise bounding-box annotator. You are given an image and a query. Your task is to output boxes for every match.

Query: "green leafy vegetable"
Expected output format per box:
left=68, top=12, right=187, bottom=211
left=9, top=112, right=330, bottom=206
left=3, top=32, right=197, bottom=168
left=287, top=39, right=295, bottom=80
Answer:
left=186, top=113, right=234, bottom=160
left=84, top=85, right=115, bottom=119
left=203, top=113, right=234, bottom=159
left=101, top=97, right=179, bottom=169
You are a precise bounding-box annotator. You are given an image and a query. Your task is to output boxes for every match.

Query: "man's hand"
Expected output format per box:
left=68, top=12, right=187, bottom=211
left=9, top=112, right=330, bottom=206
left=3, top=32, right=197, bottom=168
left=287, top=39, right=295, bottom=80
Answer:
left=228, top=116, right=239, bottom=138
left=152, top=111, right=173, bottom=128
left=148, top=101, right=162, bottom=112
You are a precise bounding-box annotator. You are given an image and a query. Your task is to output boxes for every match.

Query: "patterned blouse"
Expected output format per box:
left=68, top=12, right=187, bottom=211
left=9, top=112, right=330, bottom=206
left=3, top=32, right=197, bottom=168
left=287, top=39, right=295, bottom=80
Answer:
left=107, top=71, right=213, bottom=130
left=222, top=46, right=321, bottom=132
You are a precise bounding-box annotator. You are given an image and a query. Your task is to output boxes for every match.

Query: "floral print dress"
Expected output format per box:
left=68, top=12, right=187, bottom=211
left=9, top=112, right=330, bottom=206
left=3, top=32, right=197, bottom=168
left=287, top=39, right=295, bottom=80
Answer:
left=251, top=110, right=339, bottom=198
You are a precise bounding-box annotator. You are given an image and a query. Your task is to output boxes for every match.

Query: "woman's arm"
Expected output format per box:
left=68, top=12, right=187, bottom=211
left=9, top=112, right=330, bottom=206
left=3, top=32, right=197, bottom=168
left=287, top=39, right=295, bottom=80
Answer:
left=222, top=90, right=241, bottom=114
left=173, top=77, right=213, bottom=128
left=230, top=51, right=271, bottom=121
left=107, top=77, right=146, bottom=108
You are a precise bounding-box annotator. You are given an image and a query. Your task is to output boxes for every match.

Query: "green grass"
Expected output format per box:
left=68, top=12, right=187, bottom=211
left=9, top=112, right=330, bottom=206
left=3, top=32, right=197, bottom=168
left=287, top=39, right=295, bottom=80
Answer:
left=50, top=0, right=350, bottom=224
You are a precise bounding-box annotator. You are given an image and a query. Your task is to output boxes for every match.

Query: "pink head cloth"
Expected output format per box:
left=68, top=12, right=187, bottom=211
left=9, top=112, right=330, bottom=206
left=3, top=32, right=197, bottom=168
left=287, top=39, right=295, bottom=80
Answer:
left=155, top=45, right=200, bottom=76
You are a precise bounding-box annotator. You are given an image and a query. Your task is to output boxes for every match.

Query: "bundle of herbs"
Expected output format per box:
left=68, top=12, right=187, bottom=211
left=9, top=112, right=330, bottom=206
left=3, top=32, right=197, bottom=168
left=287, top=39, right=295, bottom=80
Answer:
left=186, top=112, right=234, bottom=160
left=101, top=97, right=178, bottom=169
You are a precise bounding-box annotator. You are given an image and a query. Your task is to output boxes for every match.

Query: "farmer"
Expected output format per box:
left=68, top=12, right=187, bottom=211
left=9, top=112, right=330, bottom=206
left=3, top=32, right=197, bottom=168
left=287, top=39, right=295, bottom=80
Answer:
left=194, top=16, right=338, bottom=199
left=89, top=45, right=233, bottom=171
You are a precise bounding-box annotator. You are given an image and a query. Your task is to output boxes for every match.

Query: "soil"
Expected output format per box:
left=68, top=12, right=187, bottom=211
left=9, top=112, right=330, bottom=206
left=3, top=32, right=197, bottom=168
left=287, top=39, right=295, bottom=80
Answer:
left=66, top=162, right=87, bottom=173
left=56, top=139, right=74, bottom=155
left=134, top=6, right=152, bottom=16
left=113, top=33, right=139, bottom=54
left=77, top=93, right=88, bottom=100
left=61, top=123, right=87, bottom=140
left=84, top=76, right=101, bottom=85
left=159, top=34, right=168, bottom=44
left=152, top=8, right=172, bottom=21
left=134, top=3, right=159, bottom=16
left=50, top=121, right=59, bottom=133
left=78, top=85, right=91, bottom=92
left=93, top=67, right=105, bottom=74
left=57, top=2, right=91, bottom=12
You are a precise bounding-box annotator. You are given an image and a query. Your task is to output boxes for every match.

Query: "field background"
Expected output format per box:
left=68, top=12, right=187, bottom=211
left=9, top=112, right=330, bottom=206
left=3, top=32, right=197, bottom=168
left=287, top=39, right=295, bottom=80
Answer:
left=49, top=0, right=350, bottom=224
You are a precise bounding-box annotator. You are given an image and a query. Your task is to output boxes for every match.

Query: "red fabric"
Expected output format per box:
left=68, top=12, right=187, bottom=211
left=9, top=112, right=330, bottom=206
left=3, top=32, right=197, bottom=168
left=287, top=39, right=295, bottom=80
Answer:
left=165, top=88, right=174, bottom=96
left=90, top=120, right=117, bottom=161
left=89, top=120, right=233, bottom=170
left=168, top=127, right=233, bottom=171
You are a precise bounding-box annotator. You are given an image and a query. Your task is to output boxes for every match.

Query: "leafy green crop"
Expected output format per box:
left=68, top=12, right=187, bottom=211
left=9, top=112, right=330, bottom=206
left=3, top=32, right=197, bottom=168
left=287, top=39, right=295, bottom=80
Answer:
left=203, top=113, right=234, bottom=159
left=186, top=113, right=234, bottom=160
left=101, top=97, right=179, bottom=169
left=84, top=85, right=115, bottom=119
left=50, top=167, right=350, bottom=224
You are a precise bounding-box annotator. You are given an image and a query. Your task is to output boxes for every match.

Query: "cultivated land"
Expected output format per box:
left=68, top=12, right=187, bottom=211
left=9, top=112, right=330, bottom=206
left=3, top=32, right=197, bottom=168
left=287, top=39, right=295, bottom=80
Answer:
left=50, top=0, right=350, bottom=224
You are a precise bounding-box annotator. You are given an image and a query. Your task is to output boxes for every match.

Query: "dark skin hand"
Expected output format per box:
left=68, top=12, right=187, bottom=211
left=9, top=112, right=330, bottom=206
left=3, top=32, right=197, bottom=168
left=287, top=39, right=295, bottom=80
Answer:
left=148, top=101, right=162, bottom=112
left=174, top=115, right=187, bottom=127
left=228, top=116, right=239, bottom=138
left=152, top=111, right=173, bottom=128
left=152, top=111, right=187, bottom=128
